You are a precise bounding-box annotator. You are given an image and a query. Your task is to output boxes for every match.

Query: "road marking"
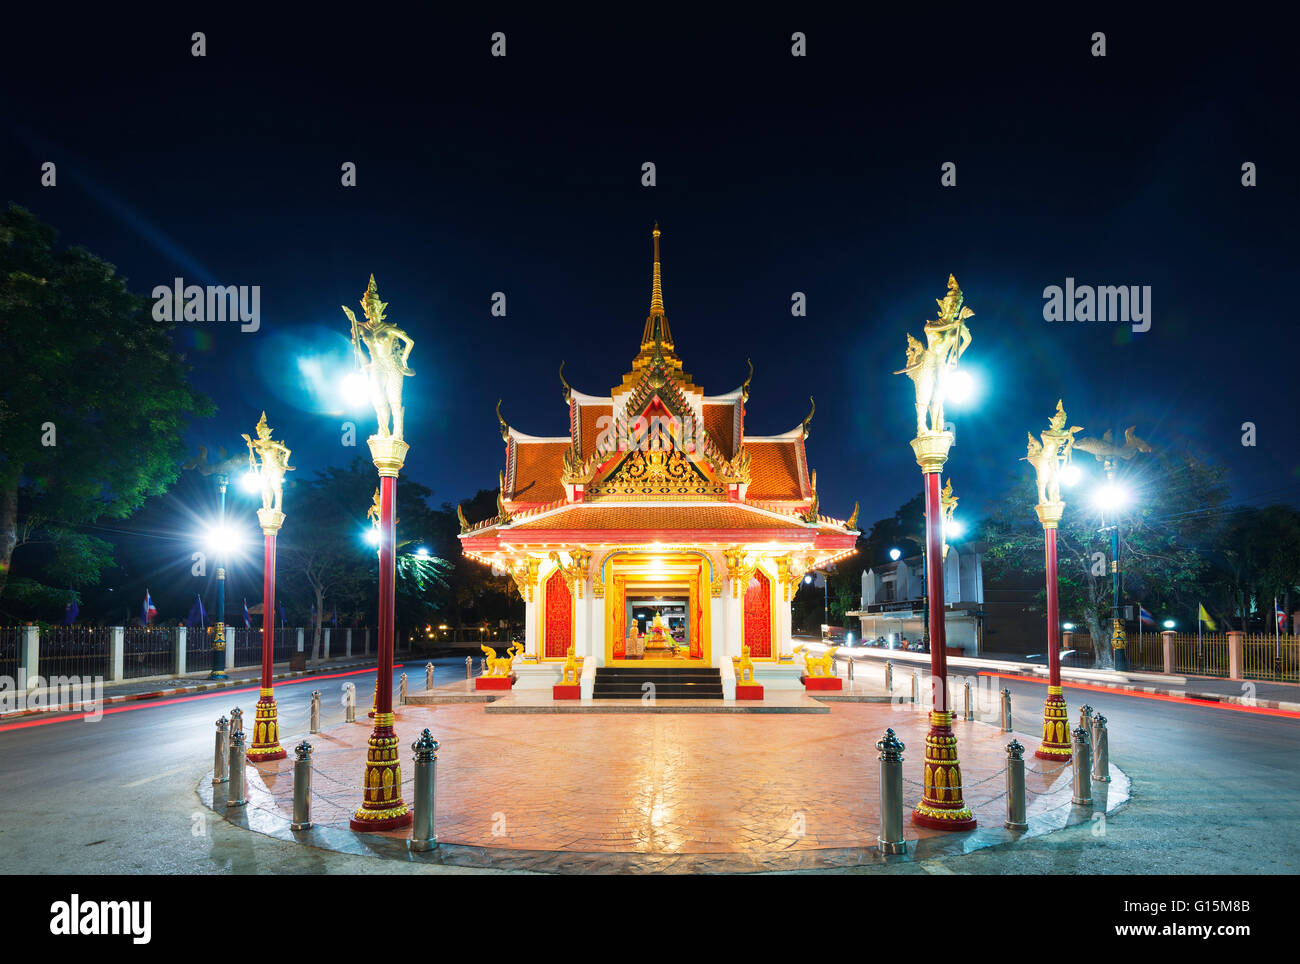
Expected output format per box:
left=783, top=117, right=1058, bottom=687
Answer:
left=0, top=665, right=399, bottom=733
left=123, top=765, right=190, bottom=788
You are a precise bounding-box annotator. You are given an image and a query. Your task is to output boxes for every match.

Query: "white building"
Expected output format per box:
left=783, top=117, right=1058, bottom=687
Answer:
left=847, top=546, right=985, bottom=654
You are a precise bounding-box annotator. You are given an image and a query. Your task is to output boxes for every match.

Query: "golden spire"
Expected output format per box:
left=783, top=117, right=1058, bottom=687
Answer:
left=639, top=223, right=674, bottom=354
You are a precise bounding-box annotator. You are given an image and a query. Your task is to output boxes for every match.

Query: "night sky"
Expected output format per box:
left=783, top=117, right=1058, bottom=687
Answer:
left=4, top=10, right=1296, bottom=537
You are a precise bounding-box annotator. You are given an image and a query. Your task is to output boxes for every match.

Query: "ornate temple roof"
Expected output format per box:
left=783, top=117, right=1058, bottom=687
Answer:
left=461, top=226, right=858, bottom=550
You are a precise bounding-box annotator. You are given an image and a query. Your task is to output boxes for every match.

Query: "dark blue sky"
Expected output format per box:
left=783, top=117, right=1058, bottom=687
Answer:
left=3, top=10, right=1296, bottom=531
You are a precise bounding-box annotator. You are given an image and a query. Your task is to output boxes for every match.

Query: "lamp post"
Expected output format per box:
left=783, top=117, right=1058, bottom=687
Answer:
left=345, top=274, right=415, bottom=832
left=210, top=474, right=229, bottom=680
left=243, top=412, right=292, bottom=762
left=895, top=273, right=975, bottom=831
left=1023, top=400, right=1082, bottom=761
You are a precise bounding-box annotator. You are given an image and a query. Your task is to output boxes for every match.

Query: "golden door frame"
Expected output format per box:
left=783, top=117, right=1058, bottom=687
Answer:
left=603, top=551, right=711, bottom=666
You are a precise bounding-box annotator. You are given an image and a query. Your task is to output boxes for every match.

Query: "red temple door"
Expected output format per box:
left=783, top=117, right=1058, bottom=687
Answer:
left=743, top=569, right=773, bottom=658
left=544, top=570, right=573, bottom=658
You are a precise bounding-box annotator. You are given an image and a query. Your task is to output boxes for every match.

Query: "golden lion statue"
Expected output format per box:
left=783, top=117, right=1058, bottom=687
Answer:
left=793, top=643, right=837, bottom=678
left=560, top=644, right=583, bottom=685
left=482, top=642, right=522, bottom=678
left=732, top=644, right=757, bottom=684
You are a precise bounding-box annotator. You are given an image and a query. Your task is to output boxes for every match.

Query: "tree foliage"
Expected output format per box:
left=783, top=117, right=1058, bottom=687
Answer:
left=0, top=204, right=212, bottom=613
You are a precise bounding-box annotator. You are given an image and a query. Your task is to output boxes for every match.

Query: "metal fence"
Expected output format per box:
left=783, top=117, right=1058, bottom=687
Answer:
left=0, top=626, right=20, bottom=680
left=39, top=626, right=112, bottom=679
left=1242, top=633, right=1300, bottom=683
left=123, top=626, right=178, bottom=678
left=187, top=625, right=217, bottom=669
left=1167, top=633, right=1229, bottom=677
left=1126, top=631, right=1166, bottom=673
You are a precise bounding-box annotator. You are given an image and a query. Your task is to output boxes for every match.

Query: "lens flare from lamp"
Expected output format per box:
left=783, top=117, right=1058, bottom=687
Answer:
left=946, top=369, right=976, bottom=405
left=205, top=524, right=244, bottom=554
left=343, top=372, right=369, bottom=408
left=363, top=528, right=381, bottom=547
left=1060, top=464, right=1082, bottom=487
left=889, top=548, right=902, bottom=561
left=946, top=519, right=965, bottom=540
left=1094, top=482, right=1130, bottom=512
left=239, top=470, right=261, bottom=494
left=1163, top=619, right=1176, bottom=629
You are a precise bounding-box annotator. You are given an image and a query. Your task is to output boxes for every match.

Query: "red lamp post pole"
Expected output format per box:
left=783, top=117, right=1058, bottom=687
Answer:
left=351, top=439, right=412, bottom=831
left=247, top=510, right=286, bottom=761
left=909, top=434, right=975, bottom=831
left=1035, top=503, right=1071, bottom=760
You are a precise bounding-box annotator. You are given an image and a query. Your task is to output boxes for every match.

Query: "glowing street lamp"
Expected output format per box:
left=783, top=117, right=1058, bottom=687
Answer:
left=344, top=274, right=415, bottom=833
left=1023, top=399, right=1081, bottom=762
left=1163, top=619, right=1176, bottom=630
left=894, top=272, right=976, bottom=831
left=889, top=547, right=902, bottom=562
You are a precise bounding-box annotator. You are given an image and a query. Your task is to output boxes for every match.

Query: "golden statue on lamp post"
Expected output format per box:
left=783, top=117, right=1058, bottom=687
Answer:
left=343, top=274, right=415, bottom=442
left=895, top=274, right=975, bottom=831
left=1023, top=400, right=1083, bottom=760
left=242, top=412, right=294, bottom=514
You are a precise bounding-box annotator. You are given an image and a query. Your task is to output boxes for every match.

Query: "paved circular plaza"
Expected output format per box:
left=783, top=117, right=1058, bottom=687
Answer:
left=201, top=701, right=1129, bottom=873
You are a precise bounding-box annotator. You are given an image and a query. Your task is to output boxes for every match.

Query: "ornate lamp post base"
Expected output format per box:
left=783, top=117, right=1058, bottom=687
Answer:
left=911, top=711, right=976, bottom=830
left=246, top=688, right=286, bottom=761
left=1034, top=685, right=1072, bottom=760
left=349, top=711, right=412, bottom=831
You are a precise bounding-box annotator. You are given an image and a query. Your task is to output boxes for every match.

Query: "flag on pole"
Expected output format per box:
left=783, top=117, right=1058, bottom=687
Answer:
left=1139, top=604, right=1154, bottom=627
left=62, top=590, right=79, bottom=626
left=279, top=601, right=287, bottom=627
left=187, top=594, right=207, bottom=629
left=1277, top=600, right=1288, bottom=632
left=243, top=598, right=251, bottom=629
left=331, top=610, right=338, bottom=628
left=1197, top=603, right=1216, bottom=631
left=142, top=590, right=158, bottom=626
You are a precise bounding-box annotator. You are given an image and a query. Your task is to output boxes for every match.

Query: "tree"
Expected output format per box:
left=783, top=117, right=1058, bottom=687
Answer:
left=278, top=458, right=450, bottom=662
left=981, top=451, right=1227, bottom=667
left=0, top=205, right=213, bottom=614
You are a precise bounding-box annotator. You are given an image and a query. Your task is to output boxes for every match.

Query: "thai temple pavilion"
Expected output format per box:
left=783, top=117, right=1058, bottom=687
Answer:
left=459, top=226, right=859, bottom=696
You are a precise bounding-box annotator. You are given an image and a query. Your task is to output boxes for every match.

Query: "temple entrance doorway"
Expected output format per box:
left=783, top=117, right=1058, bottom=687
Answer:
left=604, top=552, right=712, bottom=666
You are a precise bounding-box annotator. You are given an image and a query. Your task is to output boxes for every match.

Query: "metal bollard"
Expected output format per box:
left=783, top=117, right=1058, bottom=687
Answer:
left=1000, top=688, right=1012, bottom=732
left=876, top=728, right=907, bottom=855
left=399, top=673, right=408, bottom=706
left=846, top=656, right=855, bottom=683
left=344, top=682, right=356, bottom=723
left=1071, top=725, right=1093, bottom=807
left=409, top=728, right=441, bottom=852
left=291, top=741, right=313, bottom=830
left=911, top=670, right=920, bottom=705
left=963, top=681, right=974, bottom=721
left=465, top=655, right=472, bottom=679
left=1078, top=703, right=1093, bottom=735
left=885, top=660, right=893, bottom=693
left=426, top=661, right=434, bottom=692
left=213, top=716, right=230, bottom=785
left=226, top=730, right=247, bottom=809
left=1005, top=739, right=1028, bottom=831
left=229, top=707, right=243, bottom=742
left=310, top=690, right=321, bottom=734
left=1091, top=714, right=1111, bottom=783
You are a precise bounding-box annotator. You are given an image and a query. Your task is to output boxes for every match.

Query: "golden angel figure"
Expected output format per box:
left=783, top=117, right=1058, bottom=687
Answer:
left=242, top=412, right=294, bottom=512
left=343, top=275, right=415, bottom=441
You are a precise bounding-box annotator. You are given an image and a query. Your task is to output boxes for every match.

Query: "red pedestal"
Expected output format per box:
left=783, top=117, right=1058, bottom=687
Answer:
left=477, top=674, right=516, bottom=691
left=735, top=684, right=765, bottom=700
left=800, top=675, right=842, bottom=691
left=552, top=683, right=581, bottom=700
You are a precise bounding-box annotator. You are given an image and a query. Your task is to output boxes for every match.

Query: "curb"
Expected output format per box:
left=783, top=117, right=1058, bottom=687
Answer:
left=0, top=660, right=380, bottom=719
left=990, top=669, right=1300, bottom=713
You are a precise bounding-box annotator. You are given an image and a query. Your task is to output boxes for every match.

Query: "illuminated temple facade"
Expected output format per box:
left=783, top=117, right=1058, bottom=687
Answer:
left=459, top=227, right=858, bottom=696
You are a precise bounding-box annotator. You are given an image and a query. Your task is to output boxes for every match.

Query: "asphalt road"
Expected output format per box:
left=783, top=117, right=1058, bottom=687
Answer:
left=0, top=657, right=1295, bottom=875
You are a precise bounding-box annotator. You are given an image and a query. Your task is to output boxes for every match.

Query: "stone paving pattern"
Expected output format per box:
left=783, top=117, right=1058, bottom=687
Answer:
left=239, top=702, right=1087, bottom=854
